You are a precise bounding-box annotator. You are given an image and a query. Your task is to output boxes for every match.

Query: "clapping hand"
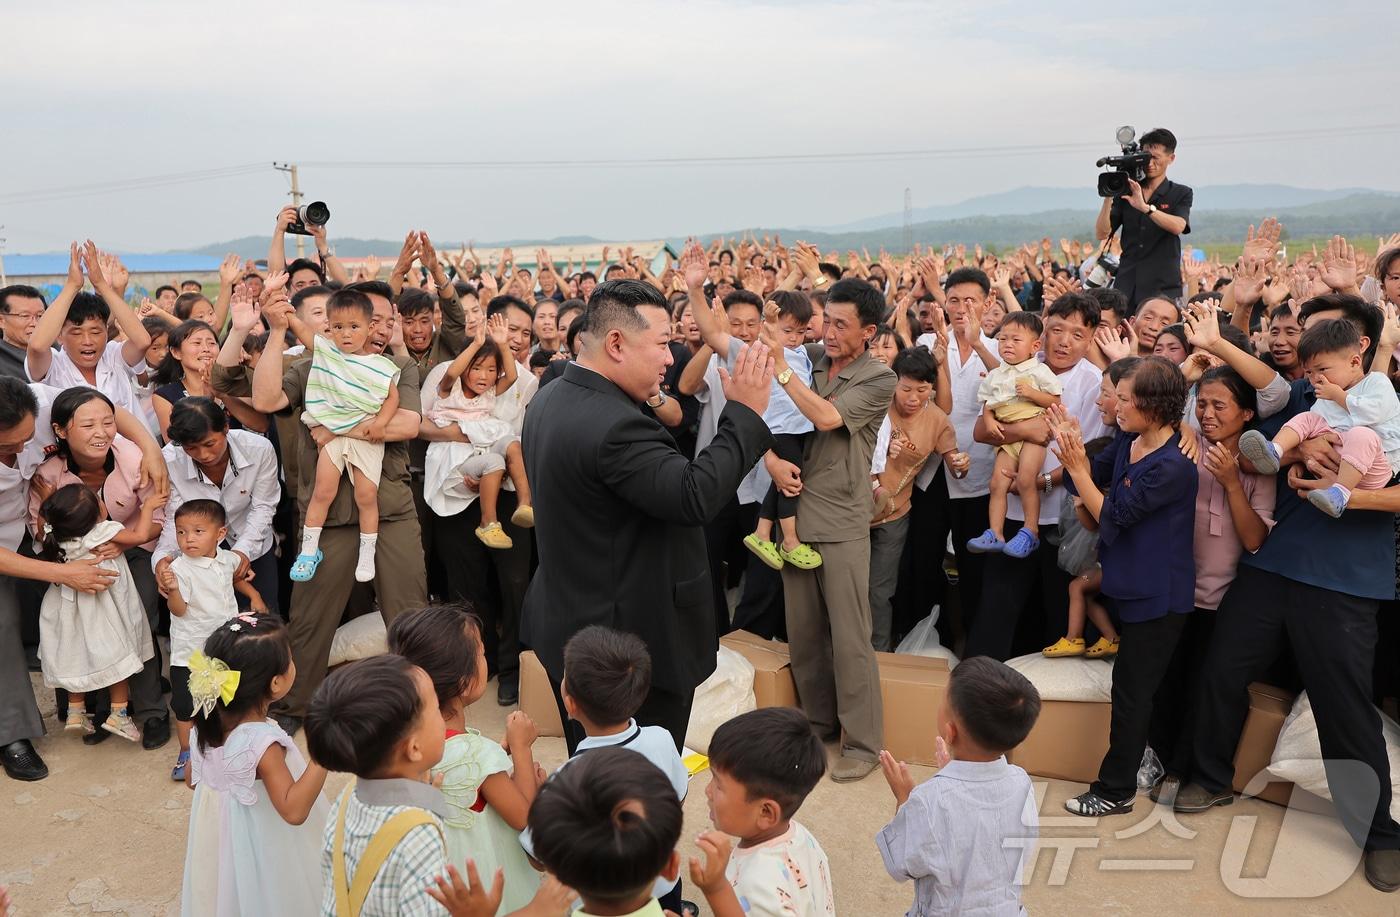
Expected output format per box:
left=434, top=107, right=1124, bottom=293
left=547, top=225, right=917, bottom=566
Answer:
left=879, top=750, right=917, bottom=807
left=1202, top=441, right=1241, bottom=487
left=1048, top=404, right=1088, bottom=474
left=719, top=340, right=775, bottom=419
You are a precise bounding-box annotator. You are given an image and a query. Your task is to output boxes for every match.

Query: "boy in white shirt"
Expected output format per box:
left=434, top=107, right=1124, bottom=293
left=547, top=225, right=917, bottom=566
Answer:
left=877, top=657, right=1041, bottom=917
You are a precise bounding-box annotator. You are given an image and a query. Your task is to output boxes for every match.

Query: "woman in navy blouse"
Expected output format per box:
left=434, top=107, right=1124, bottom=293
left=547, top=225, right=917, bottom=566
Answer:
left=1052, top=355, right=1199, bottom=817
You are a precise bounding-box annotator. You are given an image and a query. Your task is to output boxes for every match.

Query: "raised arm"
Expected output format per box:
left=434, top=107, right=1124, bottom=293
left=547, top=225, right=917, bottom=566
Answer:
left=81, top=241, right=151, bottom=367
left=387, top=231, right=420, bottom=299
left=681, top=241, right=731, bottom=354
left=252, top=302, right=292, bottom=414
left=677, top=343, right=713, bottom=396
left=28, top=243, right=84, bottom=381
left=308, top=222, right=349, bottom=285
left=268, top=206, right=296, bottom=276
left=421, top=233, right=466, bottom=352
left=439, top=324, right=486, bottom=398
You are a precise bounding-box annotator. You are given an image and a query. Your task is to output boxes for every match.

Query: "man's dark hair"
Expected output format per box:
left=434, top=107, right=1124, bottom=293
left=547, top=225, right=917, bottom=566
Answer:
left=603, top=264, right=628, bottom=280
left=1297, top=317, right=1362, bottom=365
left=1088, top=287, right=1129, bottom=325
left=1135, top=296, right=1182, bottom=321
left=343, top=279, right=395, bottom=304
left=153, top=284, right=178, bottom=299
left=1139, top=127, right=1177, bottom=154
left=529, top=349, right=554, bottom=369
left=563, top=626, right=652, bottom=726
left=453, top=279, right=479, bottom=299
left=387, top=604, right=485, bottom=712
left=174, top=497, right=226, bottom=527
left=891, top=346, right=937, bottom=383
left=707, top=707, right=826, bottom=820
left=1118, top=355, right=1188, bottom=427
left=66, top=291, right=110, bottom=327
left=817, top=262, right=842, bottom=282
left=326, top=288, right=374, bottom=321
left=944, top=267, right=990, bottom=295
left=945, top=656, right=1041, bottom=754
left=306, top=655, right=426, bottom=777
left=291, top=284, right=332, bottom=312
left=0, top=284, right=45, bottom=313
left=566, top=318, right=585, bottom=355
left=529, top=748, right=682, bottom=906
left=1298, top=293, right=1382, bottom=364
left=577, top=280, right=668, bottom=341
left=722, top=290, right=763, bottom=314
left=1045, top=291, right=1103, bottom=329
left=166, top=396, right=229, bottom=445
left=396, top=287, right=434, bottom=319
left=180, top=279, right=202, bottom=291
left=996, top=311, right=1043, bottom=338
left=0, top=376, right=39, bottom=430
left=487, top=294, right=534, bottom=320
left=762, top=264, right=777, bottom=277
left=768, top=289, right=812, bottom=325
left=826, top=277, right=885, bottom=328
left=578, top=270, right=597, bottom=283
left=286, top=258, right=326, bottom=284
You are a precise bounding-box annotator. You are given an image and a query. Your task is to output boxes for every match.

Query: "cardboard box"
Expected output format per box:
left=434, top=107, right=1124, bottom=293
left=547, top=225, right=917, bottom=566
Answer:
left=876, top=652, right=951, bottom=766
left=519, top=650, right=564, bottom=738
left=1008, top=697, right=1113, bottom=784
left=720, top=631, right=799, bottom=709
left=1228, top=681, right=1331, bottom=815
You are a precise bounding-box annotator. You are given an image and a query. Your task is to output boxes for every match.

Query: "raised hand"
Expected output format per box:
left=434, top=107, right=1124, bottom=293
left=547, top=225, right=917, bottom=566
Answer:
left=1320, top=235, right=1359, bottom=292
left=80, top=240, right=110, bottom=290
left=1093, top=325, right=1130, bottom=363
left=879, top=750, right=916, bottom=807
left=486, top=312, right=510, bottom=349
left=689, top=831, right=734, bottom=896
left=418, top=231, right=444, bottom=282
left=391, top=231, right=420, bottom=280
left=718, top=340, right=775, bottom=417
left=1242, top=218, right=1283, bottom=263
left=65, top=241, right=83, bottom=288
left=361, top=254, right=382, bottom=281
left=680, top=239, right=709, bottom=289
left=219, top=253, right=243, bottom=287
left=229, top=292, right=261, bottom=334
left=1183, top=300, right=1221, bottom=350
left=1231, top=257, right=1267, bottom=305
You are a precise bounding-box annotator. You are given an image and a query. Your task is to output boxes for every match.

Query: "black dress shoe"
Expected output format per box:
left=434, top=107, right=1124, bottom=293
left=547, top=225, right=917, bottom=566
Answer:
left=2, top=740, right=49, bottom=781
left=271, top=713, right=302, bottom=736
left=496, top=675, right=519, bottom=707
left=83, top=725, right=112, bottom=746
left=142, top=716, right=172, bottom=750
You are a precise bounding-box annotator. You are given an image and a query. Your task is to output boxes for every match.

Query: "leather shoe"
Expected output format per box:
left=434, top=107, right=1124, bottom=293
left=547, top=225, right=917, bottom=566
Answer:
left=830, top=755, right=878, bottom=783
left=2, top=739, right=49, bottom=781
left=142, top=716, right=172, bottom=751
left=1366, top=849, right=1400, bottom=893
left=496, top=675, right=519, bottom=707
left=1172, top=782, right=1234, bottom=813
left=272, top=713, right=302, bottom=737
left=83, top=722, right=112, bottom=746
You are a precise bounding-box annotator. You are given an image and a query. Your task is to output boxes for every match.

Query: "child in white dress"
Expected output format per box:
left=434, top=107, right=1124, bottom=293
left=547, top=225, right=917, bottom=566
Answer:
left=180, top=614, right=329, bottom=917
left=159, top=498, right=269, bottom=782
left=36, top=482, right=163, bottom=742
left=387, top=604, right=543, bottom=913
left=429, top=316, right=534, bottom=549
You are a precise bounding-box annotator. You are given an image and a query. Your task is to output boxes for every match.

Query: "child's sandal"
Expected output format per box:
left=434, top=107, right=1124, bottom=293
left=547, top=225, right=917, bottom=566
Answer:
left=779, top=542, right=823, bottom=570
left=743, top=534, right=784, bottom=570
left=289, top=550, right=323, bottom=582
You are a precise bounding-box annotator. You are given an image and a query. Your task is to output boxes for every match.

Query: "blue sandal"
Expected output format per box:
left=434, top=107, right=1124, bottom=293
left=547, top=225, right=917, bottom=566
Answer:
left=289, top=550, right=323, bottom=582
left=171, top=749, right=190, bottom=782
left=966, top=529, right=1006, bottom=554
left=1003, top=528, right=1041, bottom=559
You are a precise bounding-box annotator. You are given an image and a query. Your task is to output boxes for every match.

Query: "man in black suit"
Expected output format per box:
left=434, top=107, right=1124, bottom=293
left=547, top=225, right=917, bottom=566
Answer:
left=521, top=279, right=775, bottom=752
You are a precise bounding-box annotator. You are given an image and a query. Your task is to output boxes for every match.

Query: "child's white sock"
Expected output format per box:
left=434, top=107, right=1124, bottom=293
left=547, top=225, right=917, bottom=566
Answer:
left=300, top=526, right=322, bottom=557
left=355, top=533, right=378, bottom=582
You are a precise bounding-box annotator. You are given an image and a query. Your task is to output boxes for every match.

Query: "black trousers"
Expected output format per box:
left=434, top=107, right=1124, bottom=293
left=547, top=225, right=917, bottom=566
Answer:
left=758, top=434, right=805, bottom=522
left=1148, top=608, right=1216, bottom=781
left=730, top=558, right=786, bottom=641
left=892, top=470, right=989, bottom=650
left=703, top=497, right=750, bottom=636
left=547, top=671, right=692, bottom=756
left=964, top=519, right=1069, bottom=662
left=431, top=491, right=532, bottom=683
left=1092, top=611, right=1190, bottom=802
left=1193, top=565, right=1400, bottom=851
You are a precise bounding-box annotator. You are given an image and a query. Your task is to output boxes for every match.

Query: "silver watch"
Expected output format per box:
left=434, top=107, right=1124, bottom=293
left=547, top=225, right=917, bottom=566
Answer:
left=1042, top=473, right=1054, bottom=494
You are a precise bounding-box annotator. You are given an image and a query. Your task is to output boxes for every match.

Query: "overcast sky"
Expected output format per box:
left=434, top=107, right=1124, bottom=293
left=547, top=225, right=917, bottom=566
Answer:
left=2, top=0, right=1396, bottom=253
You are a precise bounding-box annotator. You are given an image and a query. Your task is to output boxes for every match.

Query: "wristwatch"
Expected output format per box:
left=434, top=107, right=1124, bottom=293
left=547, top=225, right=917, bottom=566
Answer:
left=776, top=368, right=794, bottom=386
left=646, top=392, right=668, bottom=409
left=812, top=275, right=829, bottom=287
left=1146, top=204, right=1159, bottom=215
left=1042, top=472, right=1054, bottom=494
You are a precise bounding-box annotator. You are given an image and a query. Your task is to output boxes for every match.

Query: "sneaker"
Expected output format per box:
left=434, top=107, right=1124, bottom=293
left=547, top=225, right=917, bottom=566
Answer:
left=1085, top=636, right=1120, bottom=659
left=1043, top=637, right=1086, bottom=657
left=475, top=522, right=514, bottom=550
left=1365, top=849, right=1400, bottom=893
left=966, top=529, right=1006, bottom=554
left=101, top=710, right=142, bottom=743
left=743, top=534, right=784, bottom=570
left=1307, top=483, right=1351, bottom=518
left=1237, top=430, right=1282, bottom=475
left=1064, top=791, right=1134, bottom=817
left=778, top=542, right=823, bottom=570
left=510, top=504, right=535, bottom=529
left=171, top=750, right=191, bottom=782
left=1002, top=528, right=1041, bottom=559
left=64, top=711, right=94, bottom=735
left=1172, top=782, right=1234, bottom=813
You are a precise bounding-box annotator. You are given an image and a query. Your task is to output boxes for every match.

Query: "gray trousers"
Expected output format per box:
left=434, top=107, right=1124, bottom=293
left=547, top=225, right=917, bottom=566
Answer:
left=782, top=537, right=884, bottom=761
left=868, top=515, right=910, bottom=653
left=0, top=574, right=45, bottom=746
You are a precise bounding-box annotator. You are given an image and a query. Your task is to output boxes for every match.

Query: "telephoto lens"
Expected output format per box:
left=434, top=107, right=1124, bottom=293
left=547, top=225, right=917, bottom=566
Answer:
left=300, top=201, right=330, bottom=227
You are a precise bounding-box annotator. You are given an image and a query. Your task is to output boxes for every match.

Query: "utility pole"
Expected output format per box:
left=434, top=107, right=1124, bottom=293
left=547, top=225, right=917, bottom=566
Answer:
left=272, top=163, right=305, bottom=259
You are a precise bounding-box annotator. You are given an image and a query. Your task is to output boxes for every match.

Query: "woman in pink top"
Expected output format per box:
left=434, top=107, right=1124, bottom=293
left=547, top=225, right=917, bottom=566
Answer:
left=1150, top=365, right=1274, bottom=802
left=27, top=386, right=168, bottom=746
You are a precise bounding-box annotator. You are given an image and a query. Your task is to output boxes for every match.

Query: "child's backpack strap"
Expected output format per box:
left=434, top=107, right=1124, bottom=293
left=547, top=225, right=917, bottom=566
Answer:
left=332, top=782, right=444, bottom=917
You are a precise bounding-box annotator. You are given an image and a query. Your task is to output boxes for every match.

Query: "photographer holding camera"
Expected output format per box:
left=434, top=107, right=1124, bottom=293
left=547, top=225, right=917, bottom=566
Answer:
left=1095, top=127, right=1192, bottom=309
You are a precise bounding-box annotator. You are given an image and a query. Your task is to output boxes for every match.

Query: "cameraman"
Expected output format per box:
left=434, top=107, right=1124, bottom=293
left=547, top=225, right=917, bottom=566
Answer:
left=1095, top=128, right=1192, bottom=309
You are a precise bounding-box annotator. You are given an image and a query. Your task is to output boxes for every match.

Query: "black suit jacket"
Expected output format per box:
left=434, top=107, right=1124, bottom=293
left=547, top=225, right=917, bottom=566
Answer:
left=520, top=362, right=774, bottom=694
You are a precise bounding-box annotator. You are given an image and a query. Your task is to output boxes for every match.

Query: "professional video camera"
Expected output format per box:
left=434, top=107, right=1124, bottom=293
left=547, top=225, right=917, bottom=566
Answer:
left=1096, top=126, right=1152, bottom=198
left=285, top=201, right=330, bottom=236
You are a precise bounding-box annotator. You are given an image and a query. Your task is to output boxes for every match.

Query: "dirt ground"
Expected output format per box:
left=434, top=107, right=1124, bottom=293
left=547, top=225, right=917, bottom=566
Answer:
left=0, top=672, right=1389, bottom=916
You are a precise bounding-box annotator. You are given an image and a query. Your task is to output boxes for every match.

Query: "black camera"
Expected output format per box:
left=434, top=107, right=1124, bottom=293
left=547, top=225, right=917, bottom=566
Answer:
left=1096, top=126, right=1152, bottom=198
left=285, top=201, right=330, bottom=236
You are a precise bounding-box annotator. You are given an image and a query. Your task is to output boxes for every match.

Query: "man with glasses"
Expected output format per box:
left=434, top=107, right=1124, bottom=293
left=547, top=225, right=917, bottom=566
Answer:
left=0, top=287, right=45, bottom=381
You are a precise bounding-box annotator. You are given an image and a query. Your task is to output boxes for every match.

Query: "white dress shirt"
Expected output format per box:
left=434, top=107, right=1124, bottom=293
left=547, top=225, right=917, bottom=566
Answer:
left=919, top=332, right=998, bottom=498
left=28, top=340, right=146, bottom=417
left=0, top=384, right=62, bottom=552
left=154, top=430, right=281, bottom=564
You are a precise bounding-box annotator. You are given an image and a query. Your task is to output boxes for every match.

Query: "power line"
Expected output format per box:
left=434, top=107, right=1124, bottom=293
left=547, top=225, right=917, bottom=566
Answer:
left=0, top=163, right=268, bottom=206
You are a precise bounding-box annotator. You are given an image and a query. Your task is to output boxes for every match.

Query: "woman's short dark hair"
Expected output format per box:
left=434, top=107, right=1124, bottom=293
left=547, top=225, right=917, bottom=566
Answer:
left=1106, top=356, right=1142, bottom=385
left=1120, top=355, right=1188, bottom=428
left=166, top=396, right=229, bottom=445
left=1153, top=323, right=1189, bottom=354
left=1197, top=365, right=1258, bottom=416
left=152, top=320, right=218, bottom=385
left=708, top=708, right=826, bottom=820
left=872, top=324, right=908, bottom=352
left=891, top=346, right=936, bottom=383
left=50, top=387, right=114, bottom=465
left=528, top=747, right=682, bottom=905
left=563, top=626, right=652, bottom=726
left=305, top=655, right=426, bottom=777
left=386, top=605, right=483, bottom=712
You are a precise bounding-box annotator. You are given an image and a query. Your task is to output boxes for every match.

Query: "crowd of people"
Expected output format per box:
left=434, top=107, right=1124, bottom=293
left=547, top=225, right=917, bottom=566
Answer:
left=5, top=143, right=1400, bottom=912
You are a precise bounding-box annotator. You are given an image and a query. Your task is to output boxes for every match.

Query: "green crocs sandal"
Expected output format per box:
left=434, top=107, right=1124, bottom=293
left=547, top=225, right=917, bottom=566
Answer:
left=779, top=542, right=823, bottom=570
left=743, top=534, right=784, bottom=570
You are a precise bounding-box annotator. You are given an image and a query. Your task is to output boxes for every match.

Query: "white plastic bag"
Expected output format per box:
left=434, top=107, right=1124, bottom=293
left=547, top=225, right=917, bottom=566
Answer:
left=328, top=612, right=388, bottom=667
left=1267, top=692, right=1400, bottom=821
left=1137, top=746, right=1164, bottom=790
left=685, top=646, right=757, bottom=754
left=895, top=608, right=959, bottom=667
